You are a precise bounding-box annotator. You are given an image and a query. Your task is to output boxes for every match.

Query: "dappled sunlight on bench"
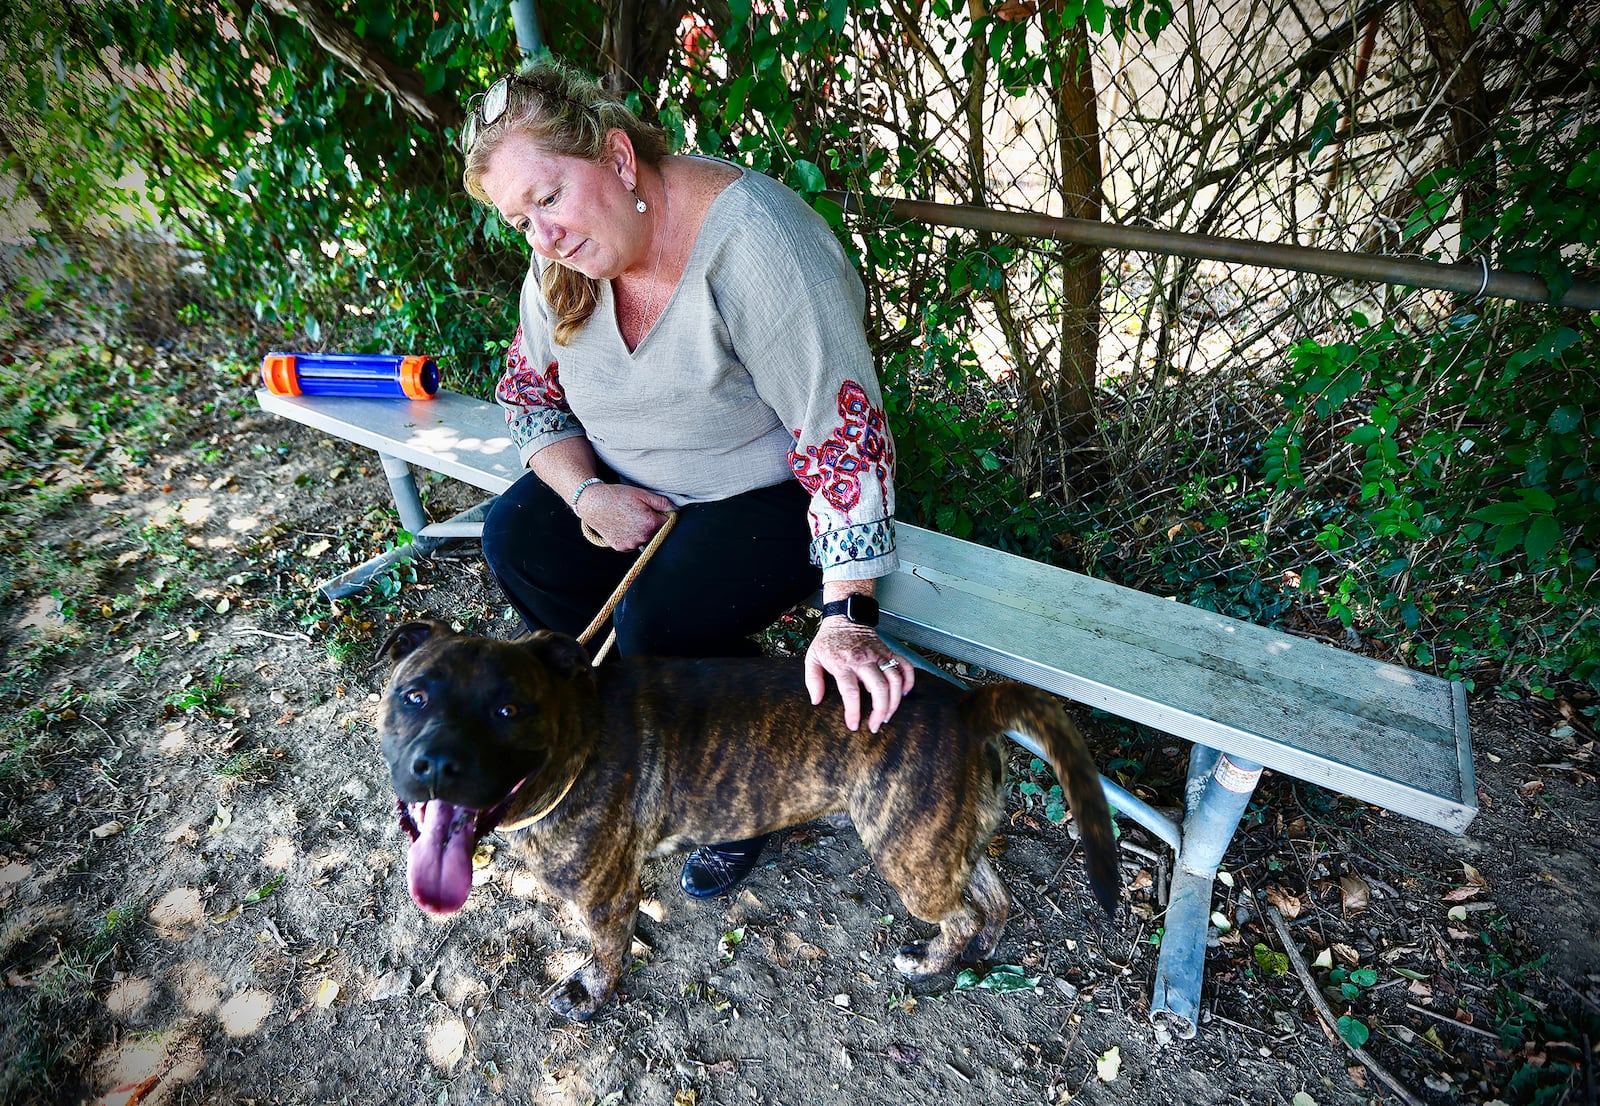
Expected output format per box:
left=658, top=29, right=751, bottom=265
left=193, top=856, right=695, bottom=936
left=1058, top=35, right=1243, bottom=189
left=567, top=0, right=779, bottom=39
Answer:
left=399, top=423, right=517, bottom=463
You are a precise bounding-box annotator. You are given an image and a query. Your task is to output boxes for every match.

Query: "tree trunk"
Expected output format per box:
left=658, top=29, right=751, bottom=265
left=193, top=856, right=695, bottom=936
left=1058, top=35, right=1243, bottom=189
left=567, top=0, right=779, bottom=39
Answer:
left=1052, top=18, right=1101, bottom=444
left=1410, top=0, right=1493, bottom=252
left=601, top=0, right=690, bottom=93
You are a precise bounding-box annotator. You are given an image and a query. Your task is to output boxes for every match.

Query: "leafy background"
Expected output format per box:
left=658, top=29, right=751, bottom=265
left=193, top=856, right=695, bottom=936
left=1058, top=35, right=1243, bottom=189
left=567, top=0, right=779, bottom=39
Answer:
left=2, top=0, right=1596, bottom=699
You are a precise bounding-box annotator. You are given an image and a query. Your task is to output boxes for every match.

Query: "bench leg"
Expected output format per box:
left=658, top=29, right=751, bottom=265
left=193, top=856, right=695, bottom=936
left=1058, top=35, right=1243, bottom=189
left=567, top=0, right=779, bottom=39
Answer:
left=316, top=452, right=497, bottom=600
left=381, top=453, right=430, bottom=537
left=1150, top=745, right=1263, bottom=1038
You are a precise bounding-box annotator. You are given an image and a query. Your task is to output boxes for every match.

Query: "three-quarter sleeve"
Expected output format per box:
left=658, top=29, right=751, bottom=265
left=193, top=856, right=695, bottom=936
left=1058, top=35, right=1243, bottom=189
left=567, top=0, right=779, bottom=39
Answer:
left=494, top=272, right=586, bottom=465
left=737, top=270, right=899, bottom=583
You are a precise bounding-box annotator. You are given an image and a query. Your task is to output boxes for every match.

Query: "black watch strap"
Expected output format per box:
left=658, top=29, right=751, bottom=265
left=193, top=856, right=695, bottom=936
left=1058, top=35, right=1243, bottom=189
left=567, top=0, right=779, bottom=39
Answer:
left=820, top=594, right=879, bottom=627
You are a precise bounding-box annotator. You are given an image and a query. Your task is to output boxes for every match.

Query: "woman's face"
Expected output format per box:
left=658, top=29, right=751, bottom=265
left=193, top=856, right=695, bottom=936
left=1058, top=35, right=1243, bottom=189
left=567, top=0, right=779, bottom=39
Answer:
left=479, top=128, right=648, bottom=281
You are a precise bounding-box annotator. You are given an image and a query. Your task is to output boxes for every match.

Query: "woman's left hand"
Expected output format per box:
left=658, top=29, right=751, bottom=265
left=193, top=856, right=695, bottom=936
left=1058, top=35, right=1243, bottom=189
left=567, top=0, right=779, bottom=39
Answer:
left=805, top=618, right=915, bottom=733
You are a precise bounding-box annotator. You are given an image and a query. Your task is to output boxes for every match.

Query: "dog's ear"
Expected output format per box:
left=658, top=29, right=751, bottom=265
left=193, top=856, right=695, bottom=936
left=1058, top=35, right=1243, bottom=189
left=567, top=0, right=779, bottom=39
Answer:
left=519, top=630, right=592, bottom=680
left=378, top=621, right=450, bottom=665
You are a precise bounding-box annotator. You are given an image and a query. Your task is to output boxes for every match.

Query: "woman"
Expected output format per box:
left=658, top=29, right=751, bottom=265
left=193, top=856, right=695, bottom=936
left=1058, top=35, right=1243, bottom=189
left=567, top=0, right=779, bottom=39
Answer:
left=461, top=59, right=912, bottom=898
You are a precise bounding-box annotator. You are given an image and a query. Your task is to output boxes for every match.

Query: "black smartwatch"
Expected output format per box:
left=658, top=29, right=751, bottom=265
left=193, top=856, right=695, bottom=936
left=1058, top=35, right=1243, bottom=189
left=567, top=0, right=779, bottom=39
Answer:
left=820, top=594, right=879, bottom=627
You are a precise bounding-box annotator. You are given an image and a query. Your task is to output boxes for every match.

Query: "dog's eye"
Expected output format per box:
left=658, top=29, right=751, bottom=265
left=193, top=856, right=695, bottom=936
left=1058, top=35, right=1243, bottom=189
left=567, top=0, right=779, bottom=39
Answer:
left=402, top=689, right=428, bottom=708
left=495, top=703, right=519, bottom=719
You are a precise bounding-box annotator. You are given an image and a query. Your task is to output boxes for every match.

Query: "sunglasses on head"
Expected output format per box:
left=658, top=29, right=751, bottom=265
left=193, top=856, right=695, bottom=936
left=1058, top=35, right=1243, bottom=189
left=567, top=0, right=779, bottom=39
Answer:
left=462, top=74, right=517, bottom=153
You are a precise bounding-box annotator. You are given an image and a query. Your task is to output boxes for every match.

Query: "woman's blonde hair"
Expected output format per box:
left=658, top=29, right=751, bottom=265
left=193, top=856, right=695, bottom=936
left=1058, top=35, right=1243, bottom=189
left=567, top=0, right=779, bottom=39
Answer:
left=462, top=59, right=670, bottom=345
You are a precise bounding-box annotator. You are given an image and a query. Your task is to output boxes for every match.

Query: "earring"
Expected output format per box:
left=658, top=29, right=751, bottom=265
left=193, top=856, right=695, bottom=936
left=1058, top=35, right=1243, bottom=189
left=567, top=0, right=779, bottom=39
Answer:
left=633, top=190, right=647, bottom=214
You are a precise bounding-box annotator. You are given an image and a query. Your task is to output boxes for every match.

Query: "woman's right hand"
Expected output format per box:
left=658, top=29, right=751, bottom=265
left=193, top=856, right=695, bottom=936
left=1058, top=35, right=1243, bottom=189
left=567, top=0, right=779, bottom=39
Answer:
left=575, top=482, right=676, bottom=550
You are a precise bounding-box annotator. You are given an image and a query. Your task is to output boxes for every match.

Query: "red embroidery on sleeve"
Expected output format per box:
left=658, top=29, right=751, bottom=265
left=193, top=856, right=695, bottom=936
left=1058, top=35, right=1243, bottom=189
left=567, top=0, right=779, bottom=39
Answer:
left=789, top=381, right=893, bottom=514
left=495, top=325, right=567, bottom=411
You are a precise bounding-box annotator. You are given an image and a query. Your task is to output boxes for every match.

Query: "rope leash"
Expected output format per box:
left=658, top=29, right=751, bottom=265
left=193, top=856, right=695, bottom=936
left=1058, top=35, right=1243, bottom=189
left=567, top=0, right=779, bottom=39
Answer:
left=575, top=511, right=678, bottom=665
left=496, top=511, right=677, bottom=831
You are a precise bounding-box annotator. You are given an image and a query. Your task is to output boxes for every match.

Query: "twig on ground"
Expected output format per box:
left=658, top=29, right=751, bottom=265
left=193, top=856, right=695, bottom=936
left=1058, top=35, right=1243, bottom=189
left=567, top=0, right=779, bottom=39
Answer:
left=1266, top=904, right=1427, bottom=1106
left=1207, top=1011, right=1268, bottom=1035
left=1557, top=976, right=1600, bottom=1019
left=233, top=627, right=314, bottom=643
left=1585, top=1033, right=1597, bottom=1106
left=1404, top=1001, right=1503, bottom=1041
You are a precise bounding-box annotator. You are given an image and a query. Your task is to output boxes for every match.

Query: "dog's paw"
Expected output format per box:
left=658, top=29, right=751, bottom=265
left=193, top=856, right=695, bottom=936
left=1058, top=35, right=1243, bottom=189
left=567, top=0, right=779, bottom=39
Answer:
left=892, top=941, right=941, bottom=981
left=961, top=929, right=1002, bottom=963
left=547, top=964, right=618, bottom=1022
left=548, top=977, right=602, bottom=1022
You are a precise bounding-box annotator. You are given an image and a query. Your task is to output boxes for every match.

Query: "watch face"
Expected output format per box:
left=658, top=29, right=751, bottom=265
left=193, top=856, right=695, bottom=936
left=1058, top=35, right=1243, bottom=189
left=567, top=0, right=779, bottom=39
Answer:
left=823, top=596, right=879, bottom=626
left=847, top=595, right=879, bottom=626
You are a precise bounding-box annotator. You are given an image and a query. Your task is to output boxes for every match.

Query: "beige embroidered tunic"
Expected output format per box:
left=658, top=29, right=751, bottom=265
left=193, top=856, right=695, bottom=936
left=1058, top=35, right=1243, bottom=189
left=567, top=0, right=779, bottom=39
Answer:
left=495, top=162, right=898, bottom=583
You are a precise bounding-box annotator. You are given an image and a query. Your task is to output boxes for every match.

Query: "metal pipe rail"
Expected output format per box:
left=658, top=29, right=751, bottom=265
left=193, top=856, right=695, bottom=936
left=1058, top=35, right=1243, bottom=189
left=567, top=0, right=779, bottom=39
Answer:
left=821, top=190, right=1600, bottom=312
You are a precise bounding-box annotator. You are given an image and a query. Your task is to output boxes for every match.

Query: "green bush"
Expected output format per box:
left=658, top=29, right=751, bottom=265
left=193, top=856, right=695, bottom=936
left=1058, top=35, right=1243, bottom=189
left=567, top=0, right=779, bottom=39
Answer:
left=4, top=0, right=1595, bottom=694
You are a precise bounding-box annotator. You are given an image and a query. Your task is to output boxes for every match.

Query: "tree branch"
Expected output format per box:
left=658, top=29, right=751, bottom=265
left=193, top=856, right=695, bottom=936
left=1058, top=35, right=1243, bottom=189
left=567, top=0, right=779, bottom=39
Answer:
left=257, top=0, right=462, bottom=131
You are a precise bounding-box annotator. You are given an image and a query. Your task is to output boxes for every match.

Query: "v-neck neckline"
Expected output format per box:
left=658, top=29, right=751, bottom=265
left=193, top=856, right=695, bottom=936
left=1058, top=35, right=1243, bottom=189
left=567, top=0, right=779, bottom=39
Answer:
left=607, top=157, right=746, bottom=359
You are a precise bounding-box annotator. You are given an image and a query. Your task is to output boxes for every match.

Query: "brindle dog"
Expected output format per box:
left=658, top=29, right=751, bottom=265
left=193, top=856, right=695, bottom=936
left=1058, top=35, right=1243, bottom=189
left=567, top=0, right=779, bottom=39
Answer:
left=377, top=621, right=1119, bottom=1021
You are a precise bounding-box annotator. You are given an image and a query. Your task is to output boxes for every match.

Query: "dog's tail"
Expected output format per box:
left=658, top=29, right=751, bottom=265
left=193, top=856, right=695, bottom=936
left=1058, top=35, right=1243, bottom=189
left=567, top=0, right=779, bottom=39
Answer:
left=962, top=685, right=1120, bottom=915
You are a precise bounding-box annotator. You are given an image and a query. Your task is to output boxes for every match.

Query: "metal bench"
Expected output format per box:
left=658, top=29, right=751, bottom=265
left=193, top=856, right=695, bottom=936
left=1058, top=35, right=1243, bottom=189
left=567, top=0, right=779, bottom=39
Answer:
left=257, top=387, right=1476, bottom=1038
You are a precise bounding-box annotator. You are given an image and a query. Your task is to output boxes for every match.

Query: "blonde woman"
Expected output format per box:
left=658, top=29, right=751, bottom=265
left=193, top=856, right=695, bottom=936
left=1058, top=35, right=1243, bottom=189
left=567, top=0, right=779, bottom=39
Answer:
left=462, top=60, right=911, bottom=898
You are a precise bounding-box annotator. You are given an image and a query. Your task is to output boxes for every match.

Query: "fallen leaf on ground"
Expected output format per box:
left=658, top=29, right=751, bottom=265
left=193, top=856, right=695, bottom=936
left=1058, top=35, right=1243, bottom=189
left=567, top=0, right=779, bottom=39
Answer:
left=427, top=1017, right=467, bottom=1071
left=1253, top=943, right=1290, bottom=977
left=18, top=596, right=65, bottom=632
left=1340, top=875, right=1372, bottom=914
left=1265, top=885, right=1303, bottom=919
left=367, top=969, right=411, bottom=1002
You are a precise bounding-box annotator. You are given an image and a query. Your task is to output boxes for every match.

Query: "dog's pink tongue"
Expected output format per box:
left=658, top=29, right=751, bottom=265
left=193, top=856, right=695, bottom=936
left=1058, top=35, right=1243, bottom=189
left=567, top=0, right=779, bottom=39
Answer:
left=407, top=801, right=475, bottom=916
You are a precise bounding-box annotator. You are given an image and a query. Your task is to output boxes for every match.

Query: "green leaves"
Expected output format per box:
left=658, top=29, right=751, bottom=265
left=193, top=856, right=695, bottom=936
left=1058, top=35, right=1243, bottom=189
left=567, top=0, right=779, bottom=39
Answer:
left=1468, top=489, right=1567, bottom=564
left=1307, top=100, right=1341, bottom=163
left=1336, top=1014, right=1370, bottom=1049
left=953, top=964, right=1039, bottom=993
left=790, top=158, right=826, bottom=194
left=1252, top=943, right=1289, bottom=978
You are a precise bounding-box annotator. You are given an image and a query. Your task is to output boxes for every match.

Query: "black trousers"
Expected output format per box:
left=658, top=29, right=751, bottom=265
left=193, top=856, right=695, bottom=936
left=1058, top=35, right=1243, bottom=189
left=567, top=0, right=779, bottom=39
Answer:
left=481, top=470, right=822, bottom=659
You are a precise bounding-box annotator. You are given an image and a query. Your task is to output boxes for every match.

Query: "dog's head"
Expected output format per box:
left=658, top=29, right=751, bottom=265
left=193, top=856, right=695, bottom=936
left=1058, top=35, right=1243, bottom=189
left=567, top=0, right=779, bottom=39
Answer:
left=375, top=621, right=594, bottom=916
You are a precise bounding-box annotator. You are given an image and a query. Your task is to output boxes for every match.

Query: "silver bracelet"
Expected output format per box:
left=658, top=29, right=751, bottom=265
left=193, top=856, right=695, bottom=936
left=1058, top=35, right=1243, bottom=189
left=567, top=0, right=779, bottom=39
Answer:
left=570, top=476, right=604, bottom=512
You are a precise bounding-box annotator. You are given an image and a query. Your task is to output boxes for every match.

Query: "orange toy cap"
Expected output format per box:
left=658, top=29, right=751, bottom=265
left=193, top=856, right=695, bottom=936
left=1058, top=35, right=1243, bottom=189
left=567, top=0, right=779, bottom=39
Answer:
left=398, top=356, right=439, bottom=400
left=261, top=354, right=302, bottom=396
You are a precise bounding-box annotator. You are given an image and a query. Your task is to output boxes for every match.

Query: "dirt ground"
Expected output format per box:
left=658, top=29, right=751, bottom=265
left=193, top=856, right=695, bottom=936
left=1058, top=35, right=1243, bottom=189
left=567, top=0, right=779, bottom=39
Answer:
left=2, top=320, right=1597, bottom=1106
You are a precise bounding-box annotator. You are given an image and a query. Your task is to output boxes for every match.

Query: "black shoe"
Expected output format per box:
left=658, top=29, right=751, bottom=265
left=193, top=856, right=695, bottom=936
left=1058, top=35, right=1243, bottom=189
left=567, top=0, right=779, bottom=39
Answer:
left=679, top=835, right=770, bottom=899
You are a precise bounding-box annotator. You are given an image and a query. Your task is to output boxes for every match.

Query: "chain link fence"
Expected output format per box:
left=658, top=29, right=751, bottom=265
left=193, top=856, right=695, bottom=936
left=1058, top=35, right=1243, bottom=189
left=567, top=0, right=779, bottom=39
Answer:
left=738, top=0, right=1599, bottom=662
